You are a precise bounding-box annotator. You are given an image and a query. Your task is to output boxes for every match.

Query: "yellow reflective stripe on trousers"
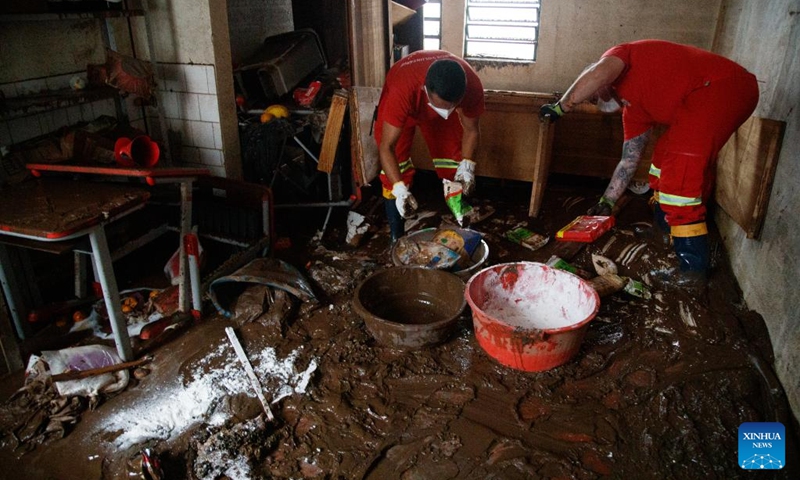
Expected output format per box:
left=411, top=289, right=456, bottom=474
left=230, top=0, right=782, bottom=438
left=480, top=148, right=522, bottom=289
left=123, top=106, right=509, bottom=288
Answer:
left=671, top=223, right=708, bottom=237
left=649, top=164, right=661, bottom=178
left=659, top=192, right=702, bottom=207
left=380, top=158, right=415, bottom=176
left=433, top=158, right=459, bottom=170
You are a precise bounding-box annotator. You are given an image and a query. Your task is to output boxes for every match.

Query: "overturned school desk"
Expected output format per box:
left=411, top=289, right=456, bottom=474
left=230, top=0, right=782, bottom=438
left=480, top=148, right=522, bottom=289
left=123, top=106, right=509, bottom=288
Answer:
left=0, top=178, right=150, bottom=361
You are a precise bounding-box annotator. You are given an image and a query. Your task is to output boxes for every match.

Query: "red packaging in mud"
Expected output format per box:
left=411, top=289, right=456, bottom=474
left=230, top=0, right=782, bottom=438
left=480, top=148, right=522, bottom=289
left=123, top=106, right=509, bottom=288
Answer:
left=556, top=215, right=615, bottom=243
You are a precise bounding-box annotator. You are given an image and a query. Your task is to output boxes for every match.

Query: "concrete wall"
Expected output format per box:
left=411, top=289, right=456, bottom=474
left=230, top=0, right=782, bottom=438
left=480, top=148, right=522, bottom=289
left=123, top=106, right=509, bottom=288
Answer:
left=711, top=0, right=800, bottom=420
left=227, top=0, right=293, bottom=66
left=440, top=0, right=721, bottom=93
left=131, top=0, right=240, bottom=178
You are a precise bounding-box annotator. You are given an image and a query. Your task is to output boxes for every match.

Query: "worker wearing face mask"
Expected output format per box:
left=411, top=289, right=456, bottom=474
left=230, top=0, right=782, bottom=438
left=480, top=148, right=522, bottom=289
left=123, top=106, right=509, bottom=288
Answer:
left=540, top=40, right=759, bottom=289
left=374, top=50, right=485, bottom=242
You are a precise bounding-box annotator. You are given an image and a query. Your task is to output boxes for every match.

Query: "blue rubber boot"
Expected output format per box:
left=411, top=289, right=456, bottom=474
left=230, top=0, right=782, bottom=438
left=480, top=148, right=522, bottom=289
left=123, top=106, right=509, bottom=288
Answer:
left=647, top=223, right=709, bottom=292
left=385, top=198, right=404, bottom=244
left=673, top=232, right=710, bottom=287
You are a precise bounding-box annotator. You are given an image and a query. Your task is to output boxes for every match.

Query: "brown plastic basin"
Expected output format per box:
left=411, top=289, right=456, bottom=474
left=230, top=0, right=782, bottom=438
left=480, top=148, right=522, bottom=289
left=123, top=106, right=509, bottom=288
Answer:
left=353, top=267, right=466, bottom=349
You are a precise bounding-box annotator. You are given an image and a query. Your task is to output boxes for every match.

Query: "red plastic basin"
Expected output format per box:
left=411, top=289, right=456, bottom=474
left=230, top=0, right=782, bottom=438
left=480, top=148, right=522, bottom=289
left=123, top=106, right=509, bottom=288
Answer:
left=465, top=262, right=600, bottom=372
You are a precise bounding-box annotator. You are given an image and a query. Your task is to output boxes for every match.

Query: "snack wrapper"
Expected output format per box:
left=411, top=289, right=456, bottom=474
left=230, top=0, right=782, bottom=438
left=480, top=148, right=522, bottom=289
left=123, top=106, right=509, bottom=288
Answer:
left=432, top=228, right=482, bottom=269
left=506, top=227, right=549, bottom=251
left=443, top=179, right=473, bottom=227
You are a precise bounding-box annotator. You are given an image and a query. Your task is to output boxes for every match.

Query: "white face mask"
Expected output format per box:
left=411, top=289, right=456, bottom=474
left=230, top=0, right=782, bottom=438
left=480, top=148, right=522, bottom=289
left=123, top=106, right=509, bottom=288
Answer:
left=596, top=97, right=622, bottom=113
left=425, top=87, right=455, bottom=119
left=428, top=103, right=455, bottom=119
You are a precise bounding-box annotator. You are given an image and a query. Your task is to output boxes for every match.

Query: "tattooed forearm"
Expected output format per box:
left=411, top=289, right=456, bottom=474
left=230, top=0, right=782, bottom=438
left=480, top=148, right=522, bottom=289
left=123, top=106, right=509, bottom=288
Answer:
left=603, top=130, right=651, bottom=201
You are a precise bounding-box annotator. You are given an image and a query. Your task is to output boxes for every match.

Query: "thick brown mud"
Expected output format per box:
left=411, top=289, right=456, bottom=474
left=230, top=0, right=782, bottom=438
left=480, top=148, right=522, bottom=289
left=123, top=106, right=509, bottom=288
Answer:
left=1, top=181, right=797, bottom=479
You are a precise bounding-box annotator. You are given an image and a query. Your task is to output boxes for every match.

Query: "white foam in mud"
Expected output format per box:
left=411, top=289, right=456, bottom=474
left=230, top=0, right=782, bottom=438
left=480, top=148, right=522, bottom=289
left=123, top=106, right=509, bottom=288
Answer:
left=479, top=265, right=597, bottom=330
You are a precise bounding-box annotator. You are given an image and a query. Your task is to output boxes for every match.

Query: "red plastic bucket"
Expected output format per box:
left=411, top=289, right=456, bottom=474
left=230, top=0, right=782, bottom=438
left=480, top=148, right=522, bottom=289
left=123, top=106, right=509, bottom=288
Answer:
left=114, top=135, right=160, bottom=167
left=465, top=262, right=600, bottom=372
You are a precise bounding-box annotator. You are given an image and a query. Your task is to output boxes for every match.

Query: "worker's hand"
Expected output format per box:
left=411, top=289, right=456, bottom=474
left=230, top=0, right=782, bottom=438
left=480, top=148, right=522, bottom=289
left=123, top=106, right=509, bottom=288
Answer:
left=539, top=103, right=564, bottom=123
left=587, top=196, right=614, bottom=216
left=392, top=181, right=418, bottom=218
left=454, top=159, right=477, bottom=196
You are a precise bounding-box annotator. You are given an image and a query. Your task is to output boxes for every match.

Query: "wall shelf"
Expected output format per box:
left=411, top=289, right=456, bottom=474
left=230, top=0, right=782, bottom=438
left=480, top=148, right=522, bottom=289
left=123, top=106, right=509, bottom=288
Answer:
left=0, top=10, right=144, bottom=23
left=0, top=86, right=120, bottom=121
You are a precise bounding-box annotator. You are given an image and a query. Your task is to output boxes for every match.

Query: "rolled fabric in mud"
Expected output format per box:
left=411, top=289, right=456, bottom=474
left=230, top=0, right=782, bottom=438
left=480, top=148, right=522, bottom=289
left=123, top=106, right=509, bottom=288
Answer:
left=588, top=274, right=626, bottom=297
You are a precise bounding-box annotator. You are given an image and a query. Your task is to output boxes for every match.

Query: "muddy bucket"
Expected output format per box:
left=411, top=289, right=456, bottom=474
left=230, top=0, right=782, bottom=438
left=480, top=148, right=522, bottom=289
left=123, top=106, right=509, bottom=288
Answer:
left=465, top=262, right=600, bottom=372
left=353, top=267, right=466, bottom=349
left=391, top=227, right=489, bottom=280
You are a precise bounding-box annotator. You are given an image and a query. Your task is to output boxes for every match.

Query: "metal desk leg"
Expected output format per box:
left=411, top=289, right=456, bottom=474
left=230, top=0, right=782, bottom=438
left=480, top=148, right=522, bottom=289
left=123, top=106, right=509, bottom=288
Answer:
left=178, top=180, right=193, bottom=313
left=0, top=244, right=28, bottom=339
left=88, top=226, right=132, bottom=361
left=74, top=251, right=88, bottom=298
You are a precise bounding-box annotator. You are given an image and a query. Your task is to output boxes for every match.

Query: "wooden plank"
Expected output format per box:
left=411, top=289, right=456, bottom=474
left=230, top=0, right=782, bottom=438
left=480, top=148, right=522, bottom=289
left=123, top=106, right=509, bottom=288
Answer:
left=318, top=90, right=349, bottom=173
left=349, top=86, right=383, bottom=186
left=528, top=120, right=555, bottom=217
left=715, top=116, right=786, bottom=239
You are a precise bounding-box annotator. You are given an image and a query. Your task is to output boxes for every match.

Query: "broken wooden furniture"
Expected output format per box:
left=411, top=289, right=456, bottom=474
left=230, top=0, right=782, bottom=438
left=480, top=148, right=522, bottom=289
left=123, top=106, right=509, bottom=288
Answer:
left=0, top=178, right=150, bottom=361
left=275, top=90, right=354, bottom=237
left=350, top=89, right=559, bottom=216
left=408, top=91, right=558, bottom=217
left=351, top=85, right=784, bottom=232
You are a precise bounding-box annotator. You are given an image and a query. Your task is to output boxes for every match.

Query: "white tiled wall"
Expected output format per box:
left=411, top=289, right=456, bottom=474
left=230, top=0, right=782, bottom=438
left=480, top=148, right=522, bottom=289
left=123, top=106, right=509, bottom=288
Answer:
left=0, top=65, right=227, bottom=178
left=149, top=63, right=226, bottom=177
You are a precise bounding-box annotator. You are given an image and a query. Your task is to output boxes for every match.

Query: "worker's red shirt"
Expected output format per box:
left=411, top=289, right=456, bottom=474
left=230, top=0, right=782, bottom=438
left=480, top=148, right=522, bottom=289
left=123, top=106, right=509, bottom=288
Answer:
left=377, top=50, right=485, bottom=132
left=602, top=40, right=752, bottom=140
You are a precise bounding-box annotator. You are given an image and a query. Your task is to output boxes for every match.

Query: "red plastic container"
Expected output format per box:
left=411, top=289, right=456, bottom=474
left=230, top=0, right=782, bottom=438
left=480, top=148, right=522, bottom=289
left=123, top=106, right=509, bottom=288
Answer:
left=556, top=215, right=615, bottom=242
left=464, top=262, right=600, bottom=372
left=114, top=135, right=160, bottom=168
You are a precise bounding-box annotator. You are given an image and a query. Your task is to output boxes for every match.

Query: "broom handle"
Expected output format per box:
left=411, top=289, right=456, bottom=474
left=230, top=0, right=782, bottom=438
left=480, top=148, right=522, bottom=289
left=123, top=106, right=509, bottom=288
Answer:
left=51, top=355, right=153, bottom=382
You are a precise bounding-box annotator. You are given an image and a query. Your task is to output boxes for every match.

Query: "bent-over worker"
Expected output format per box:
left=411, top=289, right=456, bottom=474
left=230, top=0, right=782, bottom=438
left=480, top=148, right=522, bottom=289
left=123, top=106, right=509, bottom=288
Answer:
left=540, top=39, right=759, bottom=289
left=374, top=50, right=485, bottom=242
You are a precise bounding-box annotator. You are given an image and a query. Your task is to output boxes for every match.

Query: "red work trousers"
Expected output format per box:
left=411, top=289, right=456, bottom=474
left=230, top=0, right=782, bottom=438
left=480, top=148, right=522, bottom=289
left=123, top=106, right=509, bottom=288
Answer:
left=648, top=71, right=759, bottom=226
left=375, top=113, right=464, bottom=196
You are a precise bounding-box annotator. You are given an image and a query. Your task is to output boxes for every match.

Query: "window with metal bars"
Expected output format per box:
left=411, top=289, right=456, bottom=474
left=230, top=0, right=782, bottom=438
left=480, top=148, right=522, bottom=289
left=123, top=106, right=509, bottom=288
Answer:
left=422, top=0, right=442, bottom=50
left=465, top=0, right=540, bottom=62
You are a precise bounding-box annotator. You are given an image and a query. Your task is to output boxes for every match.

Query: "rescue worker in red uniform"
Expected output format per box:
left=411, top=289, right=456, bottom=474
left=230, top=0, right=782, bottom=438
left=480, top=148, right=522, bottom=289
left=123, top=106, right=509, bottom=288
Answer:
left=374, top=50, right=485, bottom=242
left=540, top=40, right=759, bottom=289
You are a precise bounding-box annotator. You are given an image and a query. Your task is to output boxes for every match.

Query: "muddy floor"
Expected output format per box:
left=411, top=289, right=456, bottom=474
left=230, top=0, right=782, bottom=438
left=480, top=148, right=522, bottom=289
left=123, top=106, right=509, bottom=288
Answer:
left=1, top=174, right=798, bottom=479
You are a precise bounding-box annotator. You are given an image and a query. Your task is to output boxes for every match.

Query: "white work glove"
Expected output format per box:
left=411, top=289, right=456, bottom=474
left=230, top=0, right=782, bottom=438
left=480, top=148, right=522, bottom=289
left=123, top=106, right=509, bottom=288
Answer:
left=391, top=181, right=418, bottom=218
left=454, top=159, right=477, bottom=196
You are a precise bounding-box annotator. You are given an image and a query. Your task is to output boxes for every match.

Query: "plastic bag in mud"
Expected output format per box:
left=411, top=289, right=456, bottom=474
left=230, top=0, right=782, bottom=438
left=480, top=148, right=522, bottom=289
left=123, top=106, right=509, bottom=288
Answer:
left=40, top=345, right=130, bottom=397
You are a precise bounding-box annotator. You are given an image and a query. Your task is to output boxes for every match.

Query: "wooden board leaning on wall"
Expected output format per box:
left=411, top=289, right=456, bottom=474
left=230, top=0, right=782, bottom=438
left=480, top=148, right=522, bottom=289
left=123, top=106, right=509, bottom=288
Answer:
left=715, top=116, right=786, bottom=239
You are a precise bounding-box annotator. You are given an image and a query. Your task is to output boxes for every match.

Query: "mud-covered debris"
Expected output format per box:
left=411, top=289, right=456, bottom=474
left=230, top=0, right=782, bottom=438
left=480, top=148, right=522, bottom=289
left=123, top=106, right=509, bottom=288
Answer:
left=191, top=416, right=276, bottom=480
